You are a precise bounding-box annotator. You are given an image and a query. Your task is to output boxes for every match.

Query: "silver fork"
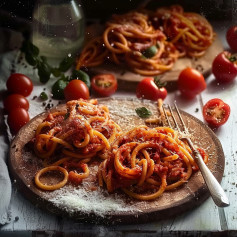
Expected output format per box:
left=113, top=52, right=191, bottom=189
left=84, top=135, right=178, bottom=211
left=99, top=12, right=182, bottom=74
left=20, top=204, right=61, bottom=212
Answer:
left=162, top=103, right=229, bottom=207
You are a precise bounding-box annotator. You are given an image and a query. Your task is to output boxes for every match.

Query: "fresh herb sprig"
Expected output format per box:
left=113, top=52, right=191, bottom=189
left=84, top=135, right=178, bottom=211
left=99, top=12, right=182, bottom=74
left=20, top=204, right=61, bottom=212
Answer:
left=135, top=107, right=152, bottom=118
left=20, top=40, right=91, bottom=100
left=20, top=40, right=74, bottom=84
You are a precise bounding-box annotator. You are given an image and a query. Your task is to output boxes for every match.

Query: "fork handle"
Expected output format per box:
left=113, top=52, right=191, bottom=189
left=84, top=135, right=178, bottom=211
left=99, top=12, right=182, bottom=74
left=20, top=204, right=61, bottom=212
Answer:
left=187, top=139, right=229, bottom=207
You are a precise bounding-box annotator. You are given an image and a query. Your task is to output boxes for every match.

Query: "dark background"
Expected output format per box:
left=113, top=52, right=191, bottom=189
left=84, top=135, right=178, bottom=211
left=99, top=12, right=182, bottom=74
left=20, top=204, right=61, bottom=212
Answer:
left=0, top=0, right=233, bottom=22
left=0, top=0, right=233, bottom=44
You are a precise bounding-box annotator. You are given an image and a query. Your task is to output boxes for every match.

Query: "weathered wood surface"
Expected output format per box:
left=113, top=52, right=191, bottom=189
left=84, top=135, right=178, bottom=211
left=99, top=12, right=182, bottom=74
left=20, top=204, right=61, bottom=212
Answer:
left=89, top=36, right=223, bottom=84
left=8, top=98, right=225, bottom=225
left=1, top=21, right=237, bottom=236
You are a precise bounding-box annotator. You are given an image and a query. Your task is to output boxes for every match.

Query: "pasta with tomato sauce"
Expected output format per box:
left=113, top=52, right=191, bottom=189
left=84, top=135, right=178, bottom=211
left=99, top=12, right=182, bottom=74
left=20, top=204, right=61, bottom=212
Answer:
left=152, top=5, right=214, bottom=57
left=76, top=11, right=178, bottom=76
left=76, top=5, right=214, bottom=76
left=33, top=99, right=121, bottom=190
left=98, top=125, right=208, bottom=200
left=33, top=99, right=208, bottom=201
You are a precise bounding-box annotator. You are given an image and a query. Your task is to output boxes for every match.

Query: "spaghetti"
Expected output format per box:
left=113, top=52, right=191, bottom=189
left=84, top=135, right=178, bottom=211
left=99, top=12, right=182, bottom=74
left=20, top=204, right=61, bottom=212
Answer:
left=33, top=99, right=121, bottom=190
left=153, top=5, right=215, bottom=57
left=76, top=11, right=178, bottom=76
left=33, top=99, right=208, bottom=201
left=76, top=5, right=214, bottom=76
left=98, top=125, right=208, bottom=200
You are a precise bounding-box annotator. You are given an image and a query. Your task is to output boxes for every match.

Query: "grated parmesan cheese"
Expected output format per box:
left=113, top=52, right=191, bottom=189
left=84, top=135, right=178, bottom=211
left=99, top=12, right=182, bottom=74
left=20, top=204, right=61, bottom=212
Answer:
left=50, top=187, right=140, bottom=217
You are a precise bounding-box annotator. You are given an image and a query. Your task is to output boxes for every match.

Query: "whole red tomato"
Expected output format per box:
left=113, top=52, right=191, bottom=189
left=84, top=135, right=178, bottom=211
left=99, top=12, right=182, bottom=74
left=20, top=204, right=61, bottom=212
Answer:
left=212, top=51, right=237, bottom=83
left=178, top=68, right=206, bottom=99
left=3, top=94, right=29, bottom=112
left=6, top=73, right=33, bottom=97
left=91, top=74, right=117, bottom=97
left=226, top=26, right=237, bottom=52
left=7, top=108, right=30, bottom=133
left=136, top=77, right=167, bottom=101
left=203, top=98, right=230, bottom=128
left=64, top=79, right=89, bottom=101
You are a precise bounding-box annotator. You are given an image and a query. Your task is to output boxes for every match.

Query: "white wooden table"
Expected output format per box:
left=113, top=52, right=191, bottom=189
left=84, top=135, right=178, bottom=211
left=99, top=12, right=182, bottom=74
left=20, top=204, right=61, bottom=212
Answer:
left=1, top=21, right=237, bottom=237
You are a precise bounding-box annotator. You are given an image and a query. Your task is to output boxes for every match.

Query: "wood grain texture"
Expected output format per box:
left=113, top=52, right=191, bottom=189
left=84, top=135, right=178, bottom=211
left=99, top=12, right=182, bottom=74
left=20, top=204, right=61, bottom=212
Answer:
left=88, top=37, right=223, bottom=88
left=200, top=77, right=237, bottom=231
left=8, top=98, right=225, bottom=224
left=2, top=21, right=235, bottom=236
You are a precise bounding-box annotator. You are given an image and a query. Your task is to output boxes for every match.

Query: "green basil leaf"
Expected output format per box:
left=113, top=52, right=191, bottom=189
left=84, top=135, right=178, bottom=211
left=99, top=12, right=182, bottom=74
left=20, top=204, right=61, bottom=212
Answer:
left=64, top=112, right=70, bottom=120
left=40, top=56, right=48, bottom=63
left=20, top=40, right=29, bottom=53
left=59, top=55, right=74, bottom=72
left=25, top=53, right=38, bottom=66
left=38, top=61, right=51, bottom=83
left=51, top=68, right=62, bottom=77
left=229, top=55, right=237, bottom=62
left=52, top=79, right=68, bottom=99
left=154, top=76, right=167, bottom=88
left=71, top=69, right=91, bottom=88
left=142, top=45, right=158, bottom=58
left=30, top=43, right=40, bottom=57
left=135, top=107, right=152, bottom=118
left=39, top=91, right=48, bottom=101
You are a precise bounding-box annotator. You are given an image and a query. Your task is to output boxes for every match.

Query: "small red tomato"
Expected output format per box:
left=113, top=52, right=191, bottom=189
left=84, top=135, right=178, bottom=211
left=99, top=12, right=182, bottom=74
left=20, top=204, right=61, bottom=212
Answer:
left=7, top=108, right=30, bottom=133
left=91, top=74, right=117, bottom=97
left=178, top=68, right=206, bottom=99
left=203, top=98, right=230, bottom=128
left=64, top=79, right=89, bottom=101
left=212, top=51, right=237, bottom=83
left=226, top=26, right=237, bottom=52
left=6, top=73, right=33, bottom=97
left=136, top=77, right=167, bottom=101
left=3, top=94, right=29, bottom=113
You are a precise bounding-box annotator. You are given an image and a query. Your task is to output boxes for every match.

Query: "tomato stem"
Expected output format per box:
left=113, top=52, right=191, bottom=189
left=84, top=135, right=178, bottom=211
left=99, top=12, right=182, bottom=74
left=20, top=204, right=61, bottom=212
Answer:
left=154, top=76, right=167, bottom=88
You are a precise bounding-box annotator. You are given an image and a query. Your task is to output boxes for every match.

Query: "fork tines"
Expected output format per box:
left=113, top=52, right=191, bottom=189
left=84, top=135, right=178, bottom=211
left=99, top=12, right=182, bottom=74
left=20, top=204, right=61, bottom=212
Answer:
left=162, top=103, right=188, bottom=134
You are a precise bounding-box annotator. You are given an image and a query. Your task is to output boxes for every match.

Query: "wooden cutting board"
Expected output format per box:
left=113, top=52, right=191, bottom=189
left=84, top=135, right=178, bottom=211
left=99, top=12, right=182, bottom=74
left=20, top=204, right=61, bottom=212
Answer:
left=9, top=98, right=225, bottom=224
left=88, top=37, right=223, bottom=90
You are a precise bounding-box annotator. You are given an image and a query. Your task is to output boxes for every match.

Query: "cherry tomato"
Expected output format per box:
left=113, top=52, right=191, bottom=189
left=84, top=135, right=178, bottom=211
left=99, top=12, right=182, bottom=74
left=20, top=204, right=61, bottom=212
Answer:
left=6, top=73, right=33, bottom=97
left=226, top=26, right=237, bottom=52
left=91, top=74, right=117, bottom=97
left=3, top=94, right=29, bottom=113
left=212, top=51, right=237, bottom=83
left=203, top=98, right=230, bottom=128
left=178, top=68, right=206, bottom=99
left=136, top=77, right=167, bottom=101
left=7, top=108, right=30, bottom=133
left=64, top=79, right=89, bottom=101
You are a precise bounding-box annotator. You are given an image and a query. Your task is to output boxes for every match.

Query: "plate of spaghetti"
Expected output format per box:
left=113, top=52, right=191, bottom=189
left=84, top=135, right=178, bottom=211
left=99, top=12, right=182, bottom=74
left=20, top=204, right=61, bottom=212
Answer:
left=9, top=98, right=225, bottom=224
left=77, top=5, right=222, bottom=84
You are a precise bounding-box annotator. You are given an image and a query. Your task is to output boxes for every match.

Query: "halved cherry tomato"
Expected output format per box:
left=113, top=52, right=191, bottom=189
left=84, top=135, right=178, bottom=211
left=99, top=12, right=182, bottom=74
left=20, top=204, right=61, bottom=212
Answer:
left=7, top=108, right=30, bottom=133
left=178, top=68, right=206, bottom=99
left=91, top=74, right=117, bottom=97
left=203, top=98, right=230, bottom=128
left=64, top=79, right=89, bottom=101
left=226, top=26, right=237, bottom=52
left=136, top=77, right=167, bottom=101
left=3, top=94, right=29, bottom=113
left=6, top=73, right=33, bottom=97
left=212, top=51, right=237, bottom=83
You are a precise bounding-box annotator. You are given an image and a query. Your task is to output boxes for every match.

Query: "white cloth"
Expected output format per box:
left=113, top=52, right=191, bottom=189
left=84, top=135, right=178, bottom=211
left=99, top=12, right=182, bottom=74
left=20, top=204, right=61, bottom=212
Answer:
left=0, top=51, right=14, bottom=225
left=0, top=30, right=65, bottom=224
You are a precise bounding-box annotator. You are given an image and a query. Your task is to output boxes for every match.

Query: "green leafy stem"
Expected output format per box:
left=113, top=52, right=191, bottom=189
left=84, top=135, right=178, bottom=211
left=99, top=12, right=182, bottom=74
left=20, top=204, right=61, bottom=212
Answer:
left=20, top=40, right=90, bottom=99
left=21, top=40, right=74, bottom=83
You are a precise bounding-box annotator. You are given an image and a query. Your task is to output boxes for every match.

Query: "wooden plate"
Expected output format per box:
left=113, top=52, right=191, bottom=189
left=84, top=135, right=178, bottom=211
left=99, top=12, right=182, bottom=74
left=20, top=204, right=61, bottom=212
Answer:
left=89, top=37, right=223, bottom=90
left=9, top=98, right=225, bottom=224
